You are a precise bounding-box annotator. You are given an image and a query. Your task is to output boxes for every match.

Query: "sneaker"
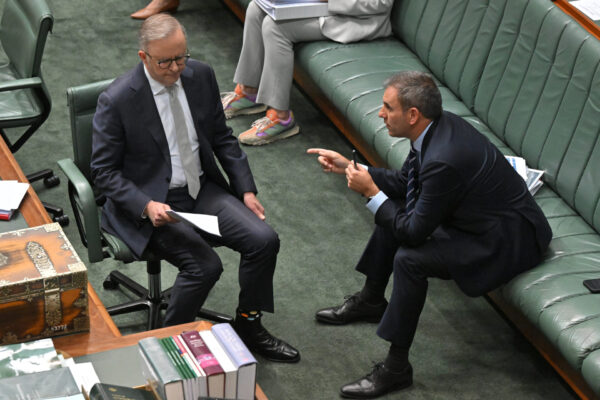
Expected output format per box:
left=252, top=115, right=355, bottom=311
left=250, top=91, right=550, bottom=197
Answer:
left=221, top=85, right=267, bottom=119
left=238, top=109, right=300, bottom=146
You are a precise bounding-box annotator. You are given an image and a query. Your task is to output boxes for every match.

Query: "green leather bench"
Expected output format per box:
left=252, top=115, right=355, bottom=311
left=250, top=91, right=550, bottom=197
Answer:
left=222, top=0, right=600, bottom=397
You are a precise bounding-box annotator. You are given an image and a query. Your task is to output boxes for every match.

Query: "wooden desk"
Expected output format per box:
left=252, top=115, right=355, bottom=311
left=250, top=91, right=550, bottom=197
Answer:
left=0, top=137, right=267, bottom=400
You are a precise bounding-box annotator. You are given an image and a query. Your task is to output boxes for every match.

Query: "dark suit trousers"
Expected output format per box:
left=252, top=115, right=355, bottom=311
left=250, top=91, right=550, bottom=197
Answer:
left=356, top=225, right=452, bottom=348
left=149, top=180, right=279, bottom=326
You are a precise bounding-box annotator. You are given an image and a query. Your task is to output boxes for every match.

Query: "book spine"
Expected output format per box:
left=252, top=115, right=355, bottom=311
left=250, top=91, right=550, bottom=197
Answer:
left=138, top=337, right=182, bottom=389
left=173, top=334, right=202, bottom=377
left=211, top=323, right=257, bottom=367
left=180, top=331, right=224, bottom=376
left=159, top=337, right=192, bottom=380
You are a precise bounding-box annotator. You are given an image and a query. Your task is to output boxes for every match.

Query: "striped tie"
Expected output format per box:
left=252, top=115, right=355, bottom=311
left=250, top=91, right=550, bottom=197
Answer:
left=406, top=146, right=419, bottom=215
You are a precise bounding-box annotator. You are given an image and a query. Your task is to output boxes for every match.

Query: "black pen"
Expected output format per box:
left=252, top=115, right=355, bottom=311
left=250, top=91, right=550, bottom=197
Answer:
left=352, top=149, right=358, bottom=169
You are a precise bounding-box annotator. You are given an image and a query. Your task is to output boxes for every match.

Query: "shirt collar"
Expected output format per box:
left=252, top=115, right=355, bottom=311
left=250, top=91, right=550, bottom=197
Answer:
left=412, top=121, right=433, bottom=153
left=143, top=64, right=181, bottom=95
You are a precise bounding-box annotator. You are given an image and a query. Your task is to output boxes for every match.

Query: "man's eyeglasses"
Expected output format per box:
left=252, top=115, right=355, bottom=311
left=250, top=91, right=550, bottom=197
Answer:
left=145, top=52, right=190, bottom=69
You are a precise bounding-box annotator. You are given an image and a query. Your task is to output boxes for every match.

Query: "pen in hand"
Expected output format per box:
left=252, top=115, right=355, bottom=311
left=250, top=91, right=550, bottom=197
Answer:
left=352, top=149, right=358, bottom=169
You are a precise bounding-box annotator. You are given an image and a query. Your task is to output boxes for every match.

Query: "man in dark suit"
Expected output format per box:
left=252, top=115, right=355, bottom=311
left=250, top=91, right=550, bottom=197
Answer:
left=308, top=71, right=552, bottom=398
left=91, top=13, right=299, bottom=363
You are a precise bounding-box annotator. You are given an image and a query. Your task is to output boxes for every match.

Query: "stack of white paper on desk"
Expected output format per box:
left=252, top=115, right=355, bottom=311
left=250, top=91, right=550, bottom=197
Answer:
left=255, top=0, right=329, bottom=20
left=0, top=180, right=29, bottom=220
left=505, top=155, right=544, bottom=196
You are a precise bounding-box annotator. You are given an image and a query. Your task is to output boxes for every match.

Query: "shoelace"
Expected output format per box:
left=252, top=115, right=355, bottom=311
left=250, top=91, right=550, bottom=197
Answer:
left=221, top=91, right=237, bottom=107
left=251, top=116, right=273, bottom=130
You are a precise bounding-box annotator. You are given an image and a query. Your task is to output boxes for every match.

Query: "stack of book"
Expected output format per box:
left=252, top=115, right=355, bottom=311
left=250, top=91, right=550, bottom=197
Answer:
left=138, top=323, right=257, bottom=400
left=254, top=0, right=329, bottom=20
left=0, top=180, right=29, bottom=220
left=505, top=155, right=545, bottom=195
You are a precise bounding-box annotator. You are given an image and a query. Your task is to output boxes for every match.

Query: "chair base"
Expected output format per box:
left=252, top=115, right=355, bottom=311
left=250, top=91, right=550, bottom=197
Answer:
left=104, top=270, right=233, bottom=330
left=27, top=168, right=69, bottom=226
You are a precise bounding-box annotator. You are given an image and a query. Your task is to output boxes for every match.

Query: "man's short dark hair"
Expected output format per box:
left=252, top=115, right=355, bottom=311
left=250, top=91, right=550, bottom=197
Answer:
left=384, top=71, right=442, bottom=120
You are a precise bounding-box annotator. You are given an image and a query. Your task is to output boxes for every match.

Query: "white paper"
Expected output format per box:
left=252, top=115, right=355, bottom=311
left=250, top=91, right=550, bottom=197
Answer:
left=166, top=210, right=221, bottom=237
left=571, top=0, right=600, bottom=20
left=505, top=156, right=528, bottom=181
left=67, top=362, right=100, bottom=395
left=0, top=180, right=29, bottom=211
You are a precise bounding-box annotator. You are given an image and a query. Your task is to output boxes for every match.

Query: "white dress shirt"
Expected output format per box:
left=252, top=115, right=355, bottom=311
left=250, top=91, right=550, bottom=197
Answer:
left=144, top=66, right=203, bottom=189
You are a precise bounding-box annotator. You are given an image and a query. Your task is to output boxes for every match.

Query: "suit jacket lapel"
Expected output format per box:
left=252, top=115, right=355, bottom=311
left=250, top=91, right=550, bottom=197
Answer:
left=180, top=67, right=213, bottom=162
left=130, top=62, right=171, bottom=167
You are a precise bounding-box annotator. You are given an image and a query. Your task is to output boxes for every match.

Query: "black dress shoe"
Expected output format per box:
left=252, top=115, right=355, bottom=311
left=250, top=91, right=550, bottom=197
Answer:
left=340, top=362, right=413, bottom=399
left=233, top=318, right=300, bottom=363
left=315, top=293, right=387, bottom=325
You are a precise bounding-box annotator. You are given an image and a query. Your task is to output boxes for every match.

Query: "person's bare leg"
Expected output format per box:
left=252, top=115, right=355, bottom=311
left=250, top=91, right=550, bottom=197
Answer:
left=131, top=0, right=180, bottom=20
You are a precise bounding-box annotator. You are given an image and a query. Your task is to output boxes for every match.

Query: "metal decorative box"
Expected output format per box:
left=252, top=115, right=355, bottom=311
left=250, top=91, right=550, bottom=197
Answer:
left=0, top=223, right=89, bottom=344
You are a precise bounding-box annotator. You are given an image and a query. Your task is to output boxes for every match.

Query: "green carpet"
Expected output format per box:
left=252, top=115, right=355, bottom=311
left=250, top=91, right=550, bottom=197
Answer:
left=2, top=0, right=577, bottom=398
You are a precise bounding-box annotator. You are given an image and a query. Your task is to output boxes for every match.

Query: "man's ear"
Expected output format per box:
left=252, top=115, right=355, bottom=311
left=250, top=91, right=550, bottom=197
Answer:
left=407, top=107, right=420, bottom=125
left=138, top=50, right=147, bottom=62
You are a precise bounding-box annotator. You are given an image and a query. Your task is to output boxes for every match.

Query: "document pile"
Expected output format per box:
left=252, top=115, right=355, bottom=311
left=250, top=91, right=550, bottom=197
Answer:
left=254, top=0, right=329, bottom=20
left=505, top=155, right=544, bottom=196
left=0, top=180, right=29, bottom=220
left=0, top=338, right=100, bottom=400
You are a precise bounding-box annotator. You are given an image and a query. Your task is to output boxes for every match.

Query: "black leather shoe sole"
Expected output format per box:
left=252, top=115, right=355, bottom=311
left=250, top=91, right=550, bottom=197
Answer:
left=315, top=310, right=383, bottom=325
left=339, top=379, right=412, bottom=399
left=254, top=349, right=301, bottom=363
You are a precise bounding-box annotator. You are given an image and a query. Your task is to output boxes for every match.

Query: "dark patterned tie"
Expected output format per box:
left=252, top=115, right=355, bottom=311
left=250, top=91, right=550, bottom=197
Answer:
left=167, top=85, right=201, bottom=199
left=406, top=146, right=419, bottom=215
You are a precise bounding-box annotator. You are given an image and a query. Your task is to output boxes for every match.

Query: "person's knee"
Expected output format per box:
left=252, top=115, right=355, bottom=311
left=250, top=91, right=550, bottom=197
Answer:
left=246, top=1, right=262, bottom=22
left=393, top=248, right=424, bottom=280
left=250, top=226, right=280, bottom=255
left=261, top=16, right=285, bottom=42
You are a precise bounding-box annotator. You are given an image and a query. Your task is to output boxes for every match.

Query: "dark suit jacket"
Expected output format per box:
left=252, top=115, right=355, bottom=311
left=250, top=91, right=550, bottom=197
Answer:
left=91, top=60, right=257, bottom=258
left=369, top=111, right=552, bottom=296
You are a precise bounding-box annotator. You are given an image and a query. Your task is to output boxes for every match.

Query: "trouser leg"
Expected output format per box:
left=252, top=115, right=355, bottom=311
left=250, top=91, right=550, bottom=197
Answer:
left=150, top=220, right=223, bottom=326
left=192, top=182, right=280, bottom=312
left=376, top=238, right=452, bottom=348
left=257, top=15, right=325, bottom=110
left=234, top=1, right=267, bottom=87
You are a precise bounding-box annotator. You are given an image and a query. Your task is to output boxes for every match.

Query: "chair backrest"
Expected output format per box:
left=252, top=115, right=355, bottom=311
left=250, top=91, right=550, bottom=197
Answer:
left=66, top=79, right=114, bottom=182
left=0, top=0, right=53, bottom=79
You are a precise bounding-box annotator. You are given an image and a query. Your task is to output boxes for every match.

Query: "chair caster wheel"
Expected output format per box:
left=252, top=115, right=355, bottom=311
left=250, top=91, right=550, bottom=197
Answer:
left=54, top=215, right=69, bottom=227
left=44, top=175, right=60, bottom=188
left=103, top=276, right=119, bottom=290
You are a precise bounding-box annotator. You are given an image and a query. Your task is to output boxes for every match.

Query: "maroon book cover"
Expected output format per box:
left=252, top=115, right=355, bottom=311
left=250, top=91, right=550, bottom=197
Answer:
left=180, top=330, right=225, bottom=397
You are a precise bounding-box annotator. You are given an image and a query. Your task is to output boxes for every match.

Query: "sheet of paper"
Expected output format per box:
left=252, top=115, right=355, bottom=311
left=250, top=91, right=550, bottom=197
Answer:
left=166, top=210, right=221, bottom=237
left=67, top=362, right=100, bottom=395
left=571, top=0, right=600, bottom=20
left=505, top=156, right=528, bottom=181
left=0, top=180, right=30, bottom=211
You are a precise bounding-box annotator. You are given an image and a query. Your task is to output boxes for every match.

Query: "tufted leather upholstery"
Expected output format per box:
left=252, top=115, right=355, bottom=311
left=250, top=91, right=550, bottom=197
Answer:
left=228, top=0, right=600, bottom=394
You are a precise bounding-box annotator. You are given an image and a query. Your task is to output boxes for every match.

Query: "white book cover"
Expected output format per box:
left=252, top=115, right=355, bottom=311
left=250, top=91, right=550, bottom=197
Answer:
left=255, top=0, right=329, bottom=20
left=199, top=330, right=238, bottom=400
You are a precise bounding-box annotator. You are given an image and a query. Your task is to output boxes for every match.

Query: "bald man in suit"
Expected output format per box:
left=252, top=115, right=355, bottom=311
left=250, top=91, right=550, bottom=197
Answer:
left=91, top=13, right=299, bottom=363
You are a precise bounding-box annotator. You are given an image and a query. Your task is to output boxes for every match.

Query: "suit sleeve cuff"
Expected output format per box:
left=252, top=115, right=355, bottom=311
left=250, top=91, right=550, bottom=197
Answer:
left=366, top=191, right=388, bottom=214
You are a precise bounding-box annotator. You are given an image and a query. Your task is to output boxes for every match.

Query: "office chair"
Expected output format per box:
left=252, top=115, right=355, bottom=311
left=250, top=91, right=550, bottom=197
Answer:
left=0, top=0, right=67, bottom=226
left=58, top=80, right=232, bottom=330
